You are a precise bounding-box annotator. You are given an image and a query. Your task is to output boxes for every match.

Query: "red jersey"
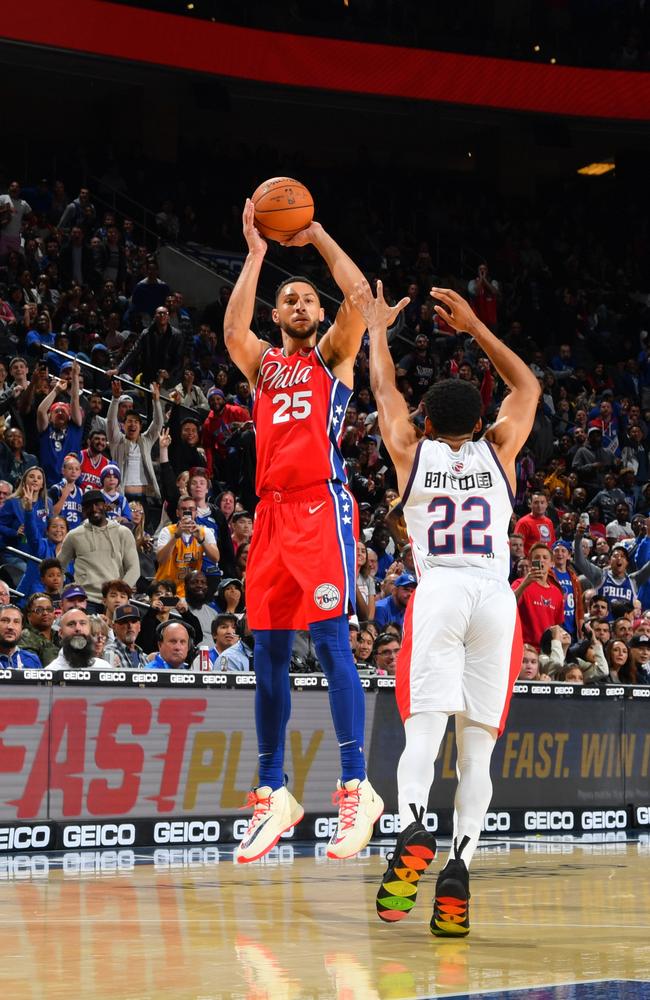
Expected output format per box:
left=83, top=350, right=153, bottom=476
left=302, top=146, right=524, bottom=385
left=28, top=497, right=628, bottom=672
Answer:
left=511, top=578, right=564, bottom=647
left=202, top=403, right=250, bottom=477
left=513, top=513, right=556, bottom=555
left=253, top=345, right=352, bottom=494
left=78, top=449, right=109, bottom=491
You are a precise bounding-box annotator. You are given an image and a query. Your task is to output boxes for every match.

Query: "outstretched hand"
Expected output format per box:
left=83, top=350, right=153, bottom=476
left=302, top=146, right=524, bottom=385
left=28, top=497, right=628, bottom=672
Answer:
left=242, top=199, right=267, bottom=257
left=430, top=287, right=479, bottom=334
left=280, top=221, right=322, bottom=248
left=349, top=279, right=410, bottom=331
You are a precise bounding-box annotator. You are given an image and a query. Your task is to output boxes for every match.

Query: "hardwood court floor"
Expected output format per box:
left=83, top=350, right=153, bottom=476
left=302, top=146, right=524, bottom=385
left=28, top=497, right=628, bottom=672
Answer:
left=1, top=838, right=650, bottom=999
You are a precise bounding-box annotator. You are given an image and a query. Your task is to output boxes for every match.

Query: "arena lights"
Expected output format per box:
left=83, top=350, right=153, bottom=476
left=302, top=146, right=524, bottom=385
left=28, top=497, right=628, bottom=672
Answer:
left=533, top=44, right=541, bottom=53
left=577, top=160, right=615, bottom=176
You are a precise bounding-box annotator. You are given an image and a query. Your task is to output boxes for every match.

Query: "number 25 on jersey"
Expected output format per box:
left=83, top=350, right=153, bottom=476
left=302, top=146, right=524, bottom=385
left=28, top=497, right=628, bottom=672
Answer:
left=272, top=390, right=312, bottom=424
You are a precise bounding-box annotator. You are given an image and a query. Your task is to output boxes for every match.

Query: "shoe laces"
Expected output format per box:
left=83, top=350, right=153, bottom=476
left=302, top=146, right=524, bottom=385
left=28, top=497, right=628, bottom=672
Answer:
left=241, top=790, right=271, bottom=831
left=332, top=786, right=360, bottom=831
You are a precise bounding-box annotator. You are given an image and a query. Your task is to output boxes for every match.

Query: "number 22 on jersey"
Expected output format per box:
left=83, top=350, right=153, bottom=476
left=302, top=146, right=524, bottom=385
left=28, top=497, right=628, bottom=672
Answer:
left=428, top=496, right=493, bottom=555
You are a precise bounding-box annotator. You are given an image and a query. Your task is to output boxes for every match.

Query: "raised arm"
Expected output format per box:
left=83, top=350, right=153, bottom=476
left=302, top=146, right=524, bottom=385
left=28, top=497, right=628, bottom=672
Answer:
left=70, top=362, right=83, bottom=427
left=286, top=223, right=366, bottom=377
left=350, top=280, right=415, bottom=490
left=431, top=288, right=540, bottom=472
left=107, top=380, right=124, bottom=449
left=36, top=380, right=66, bottom=433
left=223, top=200, right=272, bottom=383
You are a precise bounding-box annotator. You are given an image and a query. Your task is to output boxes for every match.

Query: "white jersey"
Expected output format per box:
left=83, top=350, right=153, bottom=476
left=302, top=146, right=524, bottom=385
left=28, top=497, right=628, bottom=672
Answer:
left=402, top=437, right=514, bottom=581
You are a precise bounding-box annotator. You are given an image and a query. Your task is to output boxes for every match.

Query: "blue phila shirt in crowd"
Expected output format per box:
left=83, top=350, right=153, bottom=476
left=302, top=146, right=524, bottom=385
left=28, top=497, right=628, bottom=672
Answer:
left=102, top=491, right=132, bottom=522
left=554, top=569, right=576, bottom=637
left=208, top=641, right=251, bottom=672
left=49, top=481, right=84, bottom=528
left=149, top=653, right=187, bottom=670
left=598, top=572, right=634, bottom=611
left=195, top=505, right=221, bottom=575
left=0, top=649, right=42, bottom=670
left=39, top=424, right=83, bottom=485
left=634, top=536, right=650, bottom=611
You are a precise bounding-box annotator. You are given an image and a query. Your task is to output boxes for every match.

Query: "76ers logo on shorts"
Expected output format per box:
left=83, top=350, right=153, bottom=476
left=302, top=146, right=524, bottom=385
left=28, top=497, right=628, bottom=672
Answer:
left=314, top=583, right=341, bottom=611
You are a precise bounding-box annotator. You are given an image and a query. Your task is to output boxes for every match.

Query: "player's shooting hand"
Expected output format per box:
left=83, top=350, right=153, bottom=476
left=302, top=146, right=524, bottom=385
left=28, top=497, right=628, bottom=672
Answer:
left=242, top=199, right=267, bottom=257
left=349, top=279, right=409, bottom=331
left=430, top=287, right=479, bottom=335
left=280, top=221, right=322, bottom=247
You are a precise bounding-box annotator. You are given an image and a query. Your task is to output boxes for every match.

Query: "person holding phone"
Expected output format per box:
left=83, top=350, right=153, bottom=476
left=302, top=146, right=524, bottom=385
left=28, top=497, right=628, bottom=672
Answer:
left=511, top=542, right=565, bottom=647
left=153, top=495, right=220, bottom=598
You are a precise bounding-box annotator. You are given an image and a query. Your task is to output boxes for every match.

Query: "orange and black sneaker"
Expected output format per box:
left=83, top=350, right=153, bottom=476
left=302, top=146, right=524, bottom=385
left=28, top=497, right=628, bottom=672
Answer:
left=376, top=807, right=437, bottom=923
left=430, top=856, right=470, bottom=937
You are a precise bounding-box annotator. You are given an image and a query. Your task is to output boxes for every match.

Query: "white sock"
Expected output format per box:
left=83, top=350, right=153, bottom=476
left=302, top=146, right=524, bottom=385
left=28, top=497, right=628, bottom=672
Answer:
left=397, top=710, right=449, bottom=831
left=446, top=716, right=497, bottom=869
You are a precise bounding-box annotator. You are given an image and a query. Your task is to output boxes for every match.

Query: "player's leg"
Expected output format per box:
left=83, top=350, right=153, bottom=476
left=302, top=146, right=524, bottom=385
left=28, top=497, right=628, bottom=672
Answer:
left=377, top=572, right=468, bottom=921
left=375, top=710, right=443, bottom=922
left=431, top=578, right=520, bottom=935
left=293, top=483, right=383, bottom=858
left=236, top=503, right=305, bottom=864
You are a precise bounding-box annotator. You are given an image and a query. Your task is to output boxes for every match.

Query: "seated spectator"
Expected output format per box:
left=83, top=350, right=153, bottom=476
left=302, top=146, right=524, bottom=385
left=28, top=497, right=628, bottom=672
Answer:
left=355, top=627, right=374, bottom=669
left=372, top=631, right=401, bottom=676
left=154, top=495, right=220, bottom=598
left=628, top=634, right=650, bottom=684
left=606, top=638, right=631, bottom=682
left=183, top=570, right=217, bottom=646
left=575, top=528, right=650, bottom=608
left=107, top=379, right=164, bottom=507
left=557, top=663, right=584, bottom=684
left=49, top=608, right=111, bottom=669
left=0, top=467, right=52, bottom=566
left=57, top=490, right=139, bottom=609
left=104, top=603, right=148, bottom=670
left=203, top=613, right=251, bottom=671
left=138, top=578, right=199, bottom=653
left=356, top=540, right=377, bottom=621
left=591, top=617, right=612, bottom=646
left=374, top=572, right=416, bottom=628
left=18, top=477, right=69, bottom=596
left=214, top=576, right=245, bottom=618
left=128, top=500, right=156, bottom=584
left=89, top=615, right=111, bottom=659
left=49, top=454, right=84, bottom=529
left=36, top=363, right=83, bottom=486
left=100, top=464, right=132, bottom=523
left=518, top=644, right=550, bottom=681
left=18, top=592, right=59, bottom=665
left=0, top=426, right=38, bottom=488
left=512, top=543, right=565, bottom=647
left=150, top=619, right=193, bottom=670
left=612, top=616, right=634, bottom=643
left=174, top=367, right=209, bottom=412
left=201, top=387, right=251, bottom=480
left=100, top=579, right=133, bottom=632
left=0, top=604, right=42, bottom=669
left=231, top=510, right=253, bottom=555
left=606, top=502, right=635, bottom=543
left=514, top=491, right=556, bottom=554
left=538, top=625, right=572, bottom=676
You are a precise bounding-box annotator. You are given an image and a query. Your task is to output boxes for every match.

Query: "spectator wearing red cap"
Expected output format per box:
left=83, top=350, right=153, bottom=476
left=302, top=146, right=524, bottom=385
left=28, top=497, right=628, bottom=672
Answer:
left=201, top=387, right=250, bottom=479
left=36, top=362, right=83, bottom=486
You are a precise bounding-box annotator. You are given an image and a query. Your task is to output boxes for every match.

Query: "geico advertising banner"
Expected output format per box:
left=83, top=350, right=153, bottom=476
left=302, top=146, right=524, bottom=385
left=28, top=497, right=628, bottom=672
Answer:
left=0, top=686, right=647, bottom=822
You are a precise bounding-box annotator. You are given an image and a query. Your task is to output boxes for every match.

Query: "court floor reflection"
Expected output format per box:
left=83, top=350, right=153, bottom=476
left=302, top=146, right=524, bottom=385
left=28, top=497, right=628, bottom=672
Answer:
left=0, top=838, right=649, bottom=999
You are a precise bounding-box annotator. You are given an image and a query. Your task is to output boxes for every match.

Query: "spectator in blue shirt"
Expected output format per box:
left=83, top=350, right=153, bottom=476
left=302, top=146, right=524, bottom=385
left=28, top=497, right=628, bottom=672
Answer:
left=150, top=620, right=192, bottom=670
left=49, top=454, right=84, bottom=529
left=0, top=605, right=42, bottom=669
left=374, top=573, right=417, bottom=627
left=206, top=614, right=251, bottom=671
left=0, top=467, right=52, bottom=567
left=25, top=310, right=56, bottom=357
left=36, top=362, right=83, bottom=485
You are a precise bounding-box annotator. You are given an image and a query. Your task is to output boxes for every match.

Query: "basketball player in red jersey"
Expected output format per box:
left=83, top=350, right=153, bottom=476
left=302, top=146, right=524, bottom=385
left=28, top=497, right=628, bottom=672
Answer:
left=224, top=201, right=403, bottom=863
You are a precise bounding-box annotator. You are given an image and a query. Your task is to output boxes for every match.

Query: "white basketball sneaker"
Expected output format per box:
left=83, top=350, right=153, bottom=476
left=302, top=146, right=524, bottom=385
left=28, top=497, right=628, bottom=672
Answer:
left=235, top=786, right=304, bottom=864
left=326, top=778, right=384, bottom=860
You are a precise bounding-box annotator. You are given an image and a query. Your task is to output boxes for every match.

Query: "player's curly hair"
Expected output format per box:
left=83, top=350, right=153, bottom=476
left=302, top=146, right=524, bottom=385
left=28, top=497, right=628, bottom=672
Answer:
left=422, top=379, right=482, bottom=436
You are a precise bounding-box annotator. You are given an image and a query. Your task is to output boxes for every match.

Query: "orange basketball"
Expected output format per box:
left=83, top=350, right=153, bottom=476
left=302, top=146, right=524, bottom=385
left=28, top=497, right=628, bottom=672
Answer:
left=251, top=177, right=314, bottom=241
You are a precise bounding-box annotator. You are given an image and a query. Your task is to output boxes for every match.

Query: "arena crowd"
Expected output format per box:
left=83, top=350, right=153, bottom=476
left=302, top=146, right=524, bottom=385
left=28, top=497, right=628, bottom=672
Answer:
left=0, top=173, right=649, bottom=685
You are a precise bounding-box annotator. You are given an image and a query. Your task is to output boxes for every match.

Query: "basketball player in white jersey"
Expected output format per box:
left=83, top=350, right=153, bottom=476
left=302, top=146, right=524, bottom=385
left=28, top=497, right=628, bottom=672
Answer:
left=351, top=280, right=539, bottom=937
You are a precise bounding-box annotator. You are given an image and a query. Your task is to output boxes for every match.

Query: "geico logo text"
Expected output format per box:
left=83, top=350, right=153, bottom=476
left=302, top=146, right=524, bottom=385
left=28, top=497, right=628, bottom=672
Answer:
left=483, top=811, right=511, bottom=832
left=0, top=825, right=51, bottom=851
left=581, top=809, right=627, bottom=830
left=62, top=823, right=136, bottom=848
left=524, top=810, right=574, bottom=831
left=153, top=820, right=220, bottom=844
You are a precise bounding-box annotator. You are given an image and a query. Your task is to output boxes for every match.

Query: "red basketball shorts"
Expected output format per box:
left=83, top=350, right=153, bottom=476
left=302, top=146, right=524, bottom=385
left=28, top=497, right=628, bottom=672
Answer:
left=246, top=482, right=358, bottom=631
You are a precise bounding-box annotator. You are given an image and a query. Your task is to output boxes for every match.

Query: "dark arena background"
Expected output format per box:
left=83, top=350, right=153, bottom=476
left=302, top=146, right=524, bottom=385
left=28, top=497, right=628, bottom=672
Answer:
left=2, top=3, right=650, bottom=999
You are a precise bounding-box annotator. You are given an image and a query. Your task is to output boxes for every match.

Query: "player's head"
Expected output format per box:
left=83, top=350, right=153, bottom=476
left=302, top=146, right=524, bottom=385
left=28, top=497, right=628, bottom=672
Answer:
left=422, top=379, right=482, bottom=438
left=273, top=277, right=324, bottom=341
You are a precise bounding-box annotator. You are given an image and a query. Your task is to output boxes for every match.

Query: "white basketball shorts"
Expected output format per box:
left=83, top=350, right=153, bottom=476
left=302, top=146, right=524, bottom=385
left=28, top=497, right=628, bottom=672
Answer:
left=395, top=567, right=522, bottom=735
